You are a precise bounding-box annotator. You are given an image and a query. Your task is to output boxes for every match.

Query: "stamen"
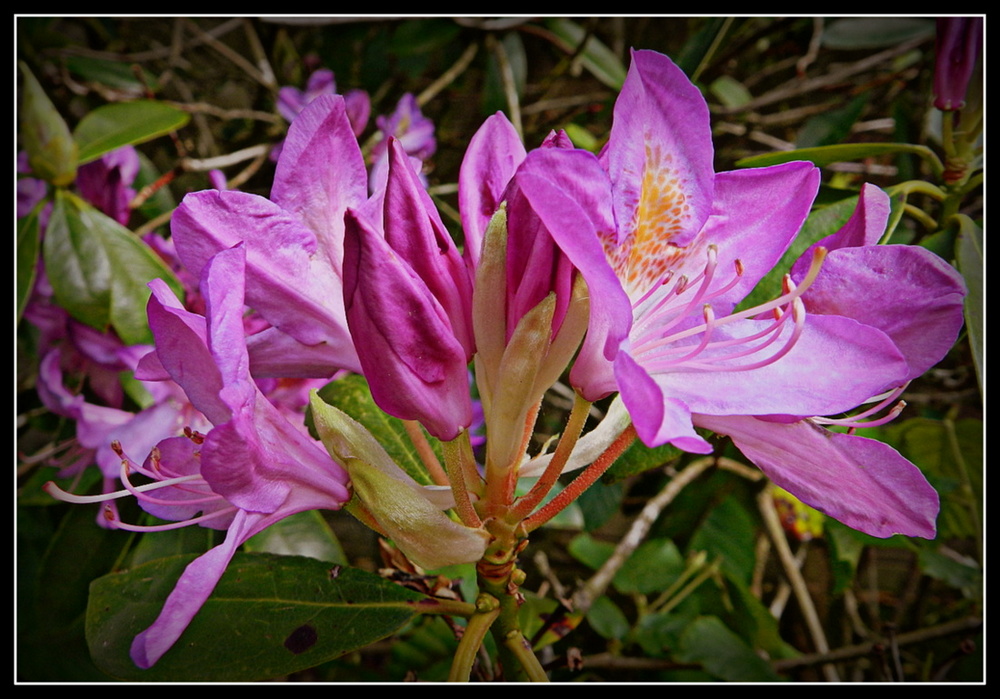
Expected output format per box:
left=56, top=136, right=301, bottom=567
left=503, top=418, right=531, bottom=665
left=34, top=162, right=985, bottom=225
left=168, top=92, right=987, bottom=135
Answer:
left=102, top=503, right=238, bottom=532
left=631, top=247, right=826, bottom=375
left=43, top=474, right=205, bottom=505
left=813, top=385, right=909, bottom=429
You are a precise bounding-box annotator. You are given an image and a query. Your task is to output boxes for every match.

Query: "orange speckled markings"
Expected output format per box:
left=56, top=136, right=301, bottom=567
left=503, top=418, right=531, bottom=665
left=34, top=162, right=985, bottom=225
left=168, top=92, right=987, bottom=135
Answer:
left=613, top=140, right=695, bottom=298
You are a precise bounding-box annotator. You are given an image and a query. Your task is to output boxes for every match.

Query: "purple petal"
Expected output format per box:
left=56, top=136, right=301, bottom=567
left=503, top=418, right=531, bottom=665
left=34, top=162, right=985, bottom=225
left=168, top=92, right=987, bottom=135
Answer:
left=700, top=161, right=821, bottom=309
left=458, top=112, right=527, bottom=268
left=343, top=209, right=472, bottom=441
left=603, top=49, right=715, bottom=251
left=614, top=350, right=713, bottom=453
left=640, top=313, right=910, bottom=419
left=383, top=139, right=475, bottom=357
left=270, top=94, right=368, bottom=262
left=507, top=147, right=633, bottom=400
left=797, top=243, right=967, bottom=379
left=171, top=189, right=361, bottom=373
left=695, top=414, right=939, bottom=538
left=146, top=279, right=229, bottom=425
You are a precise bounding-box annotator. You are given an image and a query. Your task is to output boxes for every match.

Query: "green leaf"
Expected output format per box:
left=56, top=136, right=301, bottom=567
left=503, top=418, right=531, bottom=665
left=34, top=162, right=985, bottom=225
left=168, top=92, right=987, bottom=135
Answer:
left=612, top=539, right=686, bottom=595
left=544, top=18, right=628, bottom=89
left=73, top=100, right=190, bottom=165
left=65, top=55, right=160, bottom=93
left=18, top=503, right=133, bottom=681
left=709, top=75, right=752, bottom=110
left=86, top=553, right=427, bottom=681
left=604, top=438, right=682, bottom=483
left=796, top=95, right=867, bottom=148
left=42, top=190, right=184, bottom=344
left=736, top=142, right=932, bottom=169
left=17, top=199, right=43, bottom=320
left=955, top=216, right=983, bottom=390
left=821, top=17, right=935, bottom=50
left=689, top=498, right=758, bottom=586
left=244, top=510, right=348, bottom=565
left=586, top=595, right=631, bottom=641
left=675, top=615, right=782, bottom=681
left=313, top=374, right=437, bottom=485
left=18, top=61, right=78, bottom=185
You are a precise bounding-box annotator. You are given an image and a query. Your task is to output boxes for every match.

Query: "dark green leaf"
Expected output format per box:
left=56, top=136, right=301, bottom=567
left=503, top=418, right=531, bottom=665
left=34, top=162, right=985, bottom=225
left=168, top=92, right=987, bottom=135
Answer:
left=736, top=142, right=932, bottom=169
left=74, top=100, right=190, bottom=165
left=821, top=17, right=935, bottom=50
left=675, top=615, right=782, bottom=681
left=604, top=439, right=682, bottom=483
left=796, top=95, right=867, bottom=148
left=586, top=595, right=630, bottom=640
left=42, top=190, right=184, bottom=345
left=65, top=55, right=159, bottom=93
left=18, top=503, right=133, bottom=681
left=688, top=497, right=758, bottom=585
left=613, top=539, right=686, bottom=595
left=87, top=553, right=427, bottom=681
left=956, top=217, right=983, bottom=389
left=244, top=510, right=348, bottom=565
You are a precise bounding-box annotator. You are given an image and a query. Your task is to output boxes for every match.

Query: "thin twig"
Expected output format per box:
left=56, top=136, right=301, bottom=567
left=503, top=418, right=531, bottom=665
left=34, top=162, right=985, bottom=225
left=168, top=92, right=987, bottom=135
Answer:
left=758, top=483, right=840, bottom=682
left=571, top=456, right=715, bottom=614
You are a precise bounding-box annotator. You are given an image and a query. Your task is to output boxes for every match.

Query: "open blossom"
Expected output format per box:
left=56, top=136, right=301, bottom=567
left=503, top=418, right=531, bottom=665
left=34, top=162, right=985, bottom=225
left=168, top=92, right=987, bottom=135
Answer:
left=516, top=49, right=965, bottom=538
left=45, top=244, right=351, bottom=669
left=172, top=94, right=370, bottom=378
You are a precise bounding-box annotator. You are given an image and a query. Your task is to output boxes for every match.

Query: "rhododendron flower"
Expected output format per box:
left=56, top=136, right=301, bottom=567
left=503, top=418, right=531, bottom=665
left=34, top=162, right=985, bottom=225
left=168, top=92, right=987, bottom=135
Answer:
left=172, top=94, right=369, bottom=378
left=514, top=49, right=965, bottom=538
left=44, top=244, right=351, bottom=669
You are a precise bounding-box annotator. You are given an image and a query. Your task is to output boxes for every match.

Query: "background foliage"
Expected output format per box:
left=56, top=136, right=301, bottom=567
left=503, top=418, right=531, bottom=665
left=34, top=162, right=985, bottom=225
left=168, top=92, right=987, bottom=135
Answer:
left=16, top=16, right=982, bottom=682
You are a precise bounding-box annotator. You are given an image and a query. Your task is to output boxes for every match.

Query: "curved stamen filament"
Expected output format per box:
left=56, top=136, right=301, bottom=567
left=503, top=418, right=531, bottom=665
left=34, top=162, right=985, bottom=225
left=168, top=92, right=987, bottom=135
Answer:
left=43, top=473, right=205, bottom=505
left=813, top=385, right=909, bottom=428
left=102, top=503, right=238, bottom=532
left=119, top=459, right=221, bottom=508
left=631, top=247, right=826, bottom=374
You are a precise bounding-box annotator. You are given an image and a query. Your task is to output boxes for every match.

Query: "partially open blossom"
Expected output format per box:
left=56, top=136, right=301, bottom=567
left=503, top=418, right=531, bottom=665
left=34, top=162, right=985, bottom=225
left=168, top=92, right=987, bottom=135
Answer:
left=44, top=244, right=351, bottom=669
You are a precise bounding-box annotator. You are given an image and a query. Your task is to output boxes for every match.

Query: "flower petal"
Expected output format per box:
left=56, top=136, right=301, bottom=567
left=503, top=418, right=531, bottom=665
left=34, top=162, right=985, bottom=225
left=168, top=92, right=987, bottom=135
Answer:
left=695, top=414, right=939, bottom=539
left=343, top=209, right=471, bottom=441
left=458, top=112, right=526, bottom=268
left=604, top=49, right=715, bottom=254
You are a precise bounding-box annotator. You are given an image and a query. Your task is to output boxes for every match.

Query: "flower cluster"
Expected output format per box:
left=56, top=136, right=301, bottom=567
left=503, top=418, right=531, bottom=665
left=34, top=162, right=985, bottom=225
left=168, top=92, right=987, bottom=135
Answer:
left=43, top=48, right=966, bottom=671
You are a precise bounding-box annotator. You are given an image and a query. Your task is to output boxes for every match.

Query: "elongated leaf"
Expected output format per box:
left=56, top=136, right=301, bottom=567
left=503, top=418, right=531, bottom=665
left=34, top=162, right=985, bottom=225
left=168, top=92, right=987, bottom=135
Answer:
left=42, top=190, right=184, bottom=344
left=74, top=100, right=190, bottom=164
left=544, top=18, right=627, bottom=89
left=736, top=142, right=934, bottom=169
left=18, top=61, right=78, bottom=185
left=955, top=216, right=983, bottom=389
left=87, top=553, right=427, bottom=681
